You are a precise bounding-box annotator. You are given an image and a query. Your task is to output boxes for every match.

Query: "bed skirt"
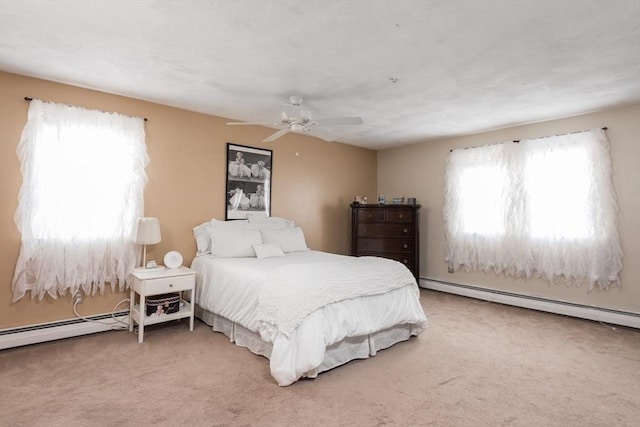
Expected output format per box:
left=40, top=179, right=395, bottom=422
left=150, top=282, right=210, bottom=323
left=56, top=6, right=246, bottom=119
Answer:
left=195, top=304, right=415, bottom=379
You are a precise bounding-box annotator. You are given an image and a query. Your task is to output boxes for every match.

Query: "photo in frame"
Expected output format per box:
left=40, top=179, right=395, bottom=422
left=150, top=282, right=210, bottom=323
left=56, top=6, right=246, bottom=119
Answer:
left=225, top=143, right=273, bottom=220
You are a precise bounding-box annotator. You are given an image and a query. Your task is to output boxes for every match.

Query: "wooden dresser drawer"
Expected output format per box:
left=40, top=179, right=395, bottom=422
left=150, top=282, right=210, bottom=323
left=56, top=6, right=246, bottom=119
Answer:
left=356, top=209, right=386, bottom=223
left=357, top=223, right=414, bottom=237
left=384, top=253, right=415, bottom=270
left=356, top=238, right=414, bottom=252
left=356, top=208, right=415, bottom=223
left=386, top=209, right=415, bottom=222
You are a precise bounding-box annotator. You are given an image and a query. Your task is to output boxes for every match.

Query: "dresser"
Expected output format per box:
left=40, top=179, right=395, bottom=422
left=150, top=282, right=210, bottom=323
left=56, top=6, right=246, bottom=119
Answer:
left=351, top=203, right=421, bottom=280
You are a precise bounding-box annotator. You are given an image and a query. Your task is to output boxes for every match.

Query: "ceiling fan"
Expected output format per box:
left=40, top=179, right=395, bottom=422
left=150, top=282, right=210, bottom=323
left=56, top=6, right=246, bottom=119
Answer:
left=226, top=95, right=363, bottom=143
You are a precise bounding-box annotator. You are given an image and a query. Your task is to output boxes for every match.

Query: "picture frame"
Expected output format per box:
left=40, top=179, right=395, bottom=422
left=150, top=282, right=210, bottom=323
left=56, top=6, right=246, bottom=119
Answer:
left=225, top=143, right=273, bottom=220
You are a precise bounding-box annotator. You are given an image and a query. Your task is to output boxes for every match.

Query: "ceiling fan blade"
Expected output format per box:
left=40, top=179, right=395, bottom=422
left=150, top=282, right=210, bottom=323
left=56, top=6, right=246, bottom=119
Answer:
left=313, top=117, right=363, bottom=127
left=263, top=128, right=290, bottom=143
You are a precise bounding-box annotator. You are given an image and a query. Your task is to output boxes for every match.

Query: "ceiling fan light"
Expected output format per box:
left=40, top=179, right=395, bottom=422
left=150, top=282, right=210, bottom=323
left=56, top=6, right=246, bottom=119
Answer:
left=289, top=95, right=304, bottom=106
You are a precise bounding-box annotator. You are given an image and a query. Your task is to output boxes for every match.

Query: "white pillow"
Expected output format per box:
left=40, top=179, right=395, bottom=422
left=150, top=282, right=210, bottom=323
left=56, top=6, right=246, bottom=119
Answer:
left=260, top=227, right=309, bottom=253
left=247, top=215, right=296, bottom=229
left=193, top=222, right=212, bottom=255
left=254, top=221, right=296, bottom=231
left=210, top=218, right=250, bottom=230
left=210, top=228, right=262, bottom=258
left=253, top=243, right=285, bottom=259
left=193, top=219, right=250, bottom=255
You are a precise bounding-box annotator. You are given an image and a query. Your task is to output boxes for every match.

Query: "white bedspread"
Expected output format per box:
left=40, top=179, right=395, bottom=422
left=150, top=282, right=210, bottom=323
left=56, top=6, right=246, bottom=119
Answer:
left=191, top=251, right=427, bottom=386
left=257, top=256, right=416, bottom=339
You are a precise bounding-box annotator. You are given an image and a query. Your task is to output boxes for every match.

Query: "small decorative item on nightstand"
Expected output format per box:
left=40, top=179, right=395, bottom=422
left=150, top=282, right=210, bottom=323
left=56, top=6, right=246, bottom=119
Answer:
left=145, top=293, right=180, bottom=316
left=164, top=251, right=183, bottom=269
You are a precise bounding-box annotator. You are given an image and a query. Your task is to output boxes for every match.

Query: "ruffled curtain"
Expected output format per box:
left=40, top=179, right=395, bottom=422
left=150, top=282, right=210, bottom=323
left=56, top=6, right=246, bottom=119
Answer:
left=12, top=100, right=149, bottom=301
left=444, top=128, right=622, bottom=290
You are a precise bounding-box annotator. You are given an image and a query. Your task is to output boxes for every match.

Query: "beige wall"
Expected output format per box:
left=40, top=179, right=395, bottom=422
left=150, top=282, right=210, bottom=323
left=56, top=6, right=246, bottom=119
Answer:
left=378, top=104, right=640, bottom=314
left=0, top=72, right=377, bottom=329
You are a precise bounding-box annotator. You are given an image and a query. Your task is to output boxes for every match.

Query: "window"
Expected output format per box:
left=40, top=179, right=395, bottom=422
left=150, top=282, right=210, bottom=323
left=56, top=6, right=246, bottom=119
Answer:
left=444, top=128, right=622, bottom=289
left=458, top=165, right=508, bottom=236
left=12, top=100, right=149, bottom=301
left=525, top=146, right=592, bottom=240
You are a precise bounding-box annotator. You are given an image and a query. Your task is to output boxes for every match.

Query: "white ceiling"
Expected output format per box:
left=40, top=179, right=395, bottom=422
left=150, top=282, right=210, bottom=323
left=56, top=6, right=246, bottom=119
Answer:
left=1, top=0, right=639, bottom=150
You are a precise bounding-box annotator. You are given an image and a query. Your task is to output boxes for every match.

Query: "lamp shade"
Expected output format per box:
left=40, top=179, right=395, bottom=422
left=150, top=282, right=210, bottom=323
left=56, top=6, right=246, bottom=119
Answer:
left=135, top=217, right=161, bottom=245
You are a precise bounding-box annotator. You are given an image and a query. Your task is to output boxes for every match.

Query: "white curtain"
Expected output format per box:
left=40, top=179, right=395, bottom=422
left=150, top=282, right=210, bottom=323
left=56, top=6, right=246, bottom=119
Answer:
left=12, top=100, right=149, bottom=301
left=444, top=128, right=622, bottom=290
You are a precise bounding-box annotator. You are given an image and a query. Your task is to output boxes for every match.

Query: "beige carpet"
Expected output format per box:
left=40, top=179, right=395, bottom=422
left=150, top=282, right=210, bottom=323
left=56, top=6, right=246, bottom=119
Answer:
left=1, top=290, right=638, bottom=427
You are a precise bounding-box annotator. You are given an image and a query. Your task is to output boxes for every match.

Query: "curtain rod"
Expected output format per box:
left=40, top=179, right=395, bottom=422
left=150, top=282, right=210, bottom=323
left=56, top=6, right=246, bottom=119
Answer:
left=450, top=127, right=608, bottom=152
left=24, top=97, right=148, bottom=122
left=512, top=127, right=607, bottom=143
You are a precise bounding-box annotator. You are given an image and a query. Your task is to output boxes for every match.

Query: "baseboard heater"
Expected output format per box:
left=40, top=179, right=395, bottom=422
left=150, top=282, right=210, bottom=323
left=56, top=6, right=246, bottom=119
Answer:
left=3, top=280, right=638, bottom=350
left=420, top=279, right=640, bottom=329
left=0, top=311, right=129, bottom=350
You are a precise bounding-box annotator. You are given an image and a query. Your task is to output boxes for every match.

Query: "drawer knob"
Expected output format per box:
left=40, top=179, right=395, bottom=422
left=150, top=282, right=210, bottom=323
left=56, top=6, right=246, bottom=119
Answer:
left=403, top=244, right=408, bottom=249
left=169, top=284, right=173, bottom=287
left=403, top=259, right=408, bottom=264
left=399, top=214, right=404, bottom=219
left=403, top=228, right=408, bottom=233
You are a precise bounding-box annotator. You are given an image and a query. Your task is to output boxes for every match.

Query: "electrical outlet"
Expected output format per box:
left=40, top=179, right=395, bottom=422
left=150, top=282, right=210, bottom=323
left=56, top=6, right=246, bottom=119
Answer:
left=73, top=292, right=83, bottom=304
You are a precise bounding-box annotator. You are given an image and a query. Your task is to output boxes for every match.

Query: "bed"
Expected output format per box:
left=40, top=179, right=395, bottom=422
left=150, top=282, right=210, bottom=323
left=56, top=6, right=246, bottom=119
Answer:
left=190, top=216, right=427, bottom=386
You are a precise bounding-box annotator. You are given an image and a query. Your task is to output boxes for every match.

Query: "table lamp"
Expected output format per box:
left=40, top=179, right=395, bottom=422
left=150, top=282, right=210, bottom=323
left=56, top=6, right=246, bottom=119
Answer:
left=134, top=217, right=162, bottom=271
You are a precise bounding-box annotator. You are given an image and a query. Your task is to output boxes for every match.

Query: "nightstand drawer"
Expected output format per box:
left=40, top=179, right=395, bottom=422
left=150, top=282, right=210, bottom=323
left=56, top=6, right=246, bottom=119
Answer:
left=135, top=274, right=194, bottom=294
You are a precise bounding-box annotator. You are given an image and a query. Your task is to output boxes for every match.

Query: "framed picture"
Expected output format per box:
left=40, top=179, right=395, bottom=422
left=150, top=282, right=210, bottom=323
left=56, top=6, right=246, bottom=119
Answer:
left=225, top=143, right=273, bottom=220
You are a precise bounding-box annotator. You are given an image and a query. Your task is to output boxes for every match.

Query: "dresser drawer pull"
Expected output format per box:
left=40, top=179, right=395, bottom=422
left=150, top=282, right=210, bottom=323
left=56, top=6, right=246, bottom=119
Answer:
left=403, top=228, right=408, bottom=233
left=169, top=283, right=173, bottom=287
left=403, top=244, right=408, bottom=249
left=403, top=259, right=408, bottom=264
left=399, top=214, right=404, bottom=219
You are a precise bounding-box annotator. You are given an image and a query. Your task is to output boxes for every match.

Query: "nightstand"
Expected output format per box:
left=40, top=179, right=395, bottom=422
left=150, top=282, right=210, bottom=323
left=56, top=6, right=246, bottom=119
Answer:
left=129, top=266, right=196, bottom=343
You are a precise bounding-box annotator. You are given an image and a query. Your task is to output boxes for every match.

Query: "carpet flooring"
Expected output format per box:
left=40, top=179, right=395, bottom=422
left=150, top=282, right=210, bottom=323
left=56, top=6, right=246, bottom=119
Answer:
left=1, top=290, right=638, bottom=427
